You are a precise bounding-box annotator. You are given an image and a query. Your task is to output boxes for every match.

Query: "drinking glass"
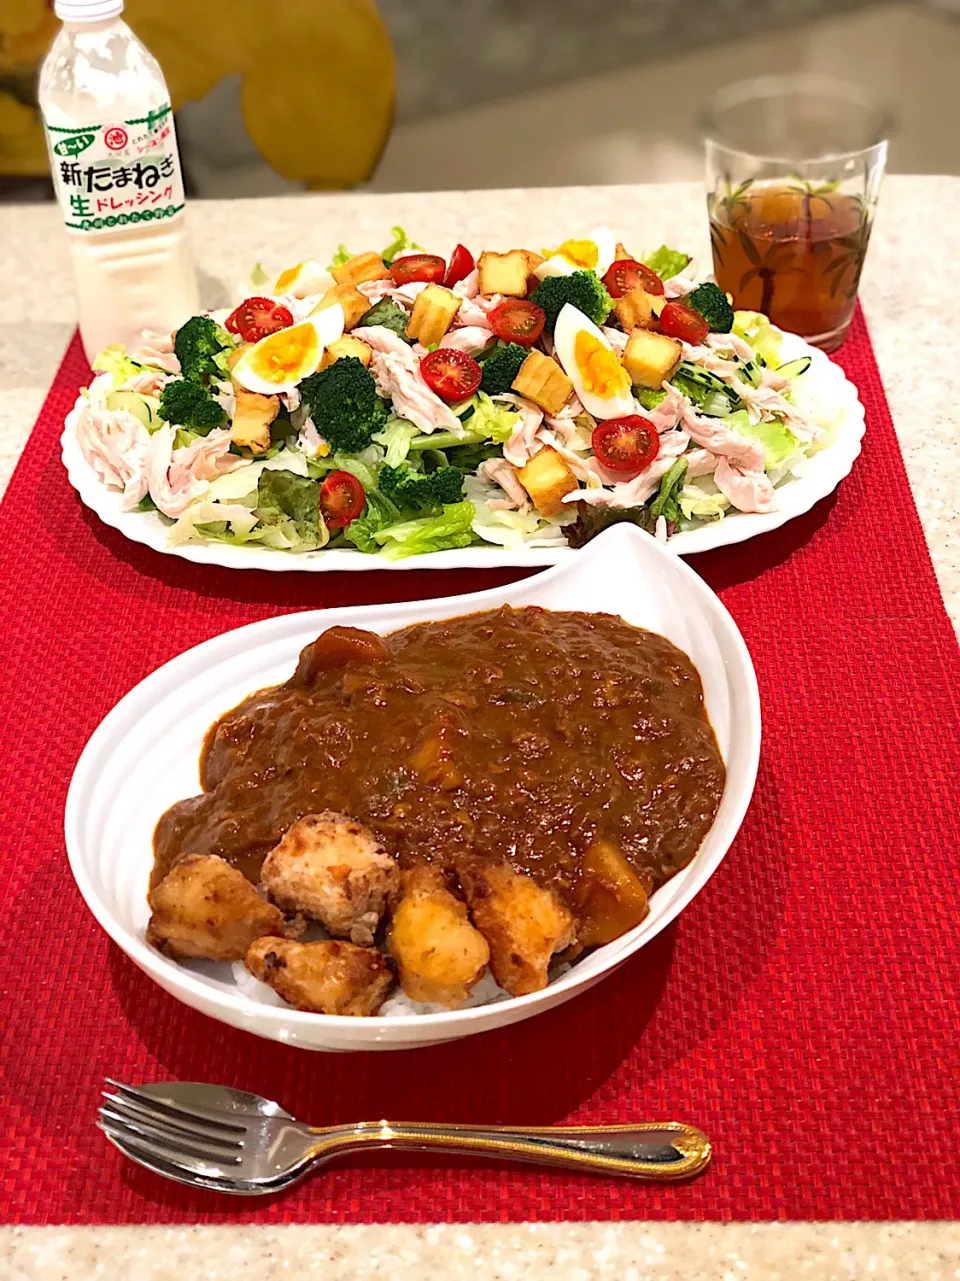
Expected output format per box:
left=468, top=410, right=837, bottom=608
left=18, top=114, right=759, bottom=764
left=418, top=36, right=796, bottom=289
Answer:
left=703, top=74, right=892, bottom=352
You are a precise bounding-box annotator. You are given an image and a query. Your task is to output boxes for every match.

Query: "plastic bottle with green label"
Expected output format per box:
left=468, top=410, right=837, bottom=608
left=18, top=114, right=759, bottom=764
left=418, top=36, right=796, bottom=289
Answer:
left=39, top=0, right=199, bottom=364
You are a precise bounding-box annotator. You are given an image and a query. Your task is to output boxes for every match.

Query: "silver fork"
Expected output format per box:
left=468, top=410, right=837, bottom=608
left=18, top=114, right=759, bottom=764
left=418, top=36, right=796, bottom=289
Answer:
left=98, top=1080, right=711, bottom=1194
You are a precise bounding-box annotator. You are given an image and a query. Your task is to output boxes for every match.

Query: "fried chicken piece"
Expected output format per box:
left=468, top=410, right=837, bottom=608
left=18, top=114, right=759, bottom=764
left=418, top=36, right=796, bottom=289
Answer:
left=259, top=811, right=399, bottom=945
left=458, top=860, right=576, bottom=997
left=146, top=854, right=288, bottom=961
left=387, top=866, right=490, bottom=1007
left=245, top=937, right=393, bottom=1016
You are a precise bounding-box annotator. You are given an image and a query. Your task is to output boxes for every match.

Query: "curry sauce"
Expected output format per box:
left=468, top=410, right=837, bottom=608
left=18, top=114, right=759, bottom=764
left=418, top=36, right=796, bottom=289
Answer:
left=154, top=607, right=725, bottom=942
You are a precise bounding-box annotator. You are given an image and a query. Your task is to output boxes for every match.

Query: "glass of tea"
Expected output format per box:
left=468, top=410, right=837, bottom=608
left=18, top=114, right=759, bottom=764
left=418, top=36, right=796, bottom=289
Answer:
left=703, top=74, right=892, bottom=352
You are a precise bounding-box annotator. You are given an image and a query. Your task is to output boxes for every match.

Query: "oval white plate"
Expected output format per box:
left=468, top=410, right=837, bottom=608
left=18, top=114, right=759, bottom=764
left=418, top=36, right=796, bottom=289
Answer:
left=65, top=525, right=761, bottom=1051
left=60, top=331, right=864, bottom=571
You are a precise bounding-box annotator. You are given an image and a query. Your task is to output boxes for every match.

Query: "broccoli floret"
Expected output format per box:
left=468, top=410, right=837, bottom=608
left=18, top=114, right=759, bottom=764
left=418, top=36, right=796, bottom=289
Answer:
left=686, top=282, right=734, bottom=333
left=358, top=299, right=411, bottom=341
left=173, top=315, right=233, bottom=383
left=378, top=462, right=464, bottom=512
left=158, top=378, right=226, bottom=434
left=480, top=342, right=528, bottom=395
left=530, top=270, right=612, bottom=332
left=298, top=356, right=389, bottom=453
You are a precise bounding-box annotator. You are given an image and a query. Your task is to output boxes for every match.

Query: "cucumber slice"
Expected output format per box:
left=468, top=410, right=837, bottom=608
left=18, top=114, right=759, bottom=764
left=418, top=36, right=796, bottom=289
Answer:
left=775, top=357, right=812, bottom=381
left=106, top=389, right=161, bottom=430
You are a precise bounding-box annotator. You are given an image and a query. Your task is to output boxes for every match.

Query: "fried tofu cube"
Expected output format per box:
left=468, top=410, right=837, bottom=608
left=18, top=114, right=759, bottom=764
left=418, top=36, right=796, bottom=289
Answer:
left=405, top=284, right=461, bottom=346
left=387, top=867, right=490, bottom=1007
left=574, top=840, right=650, bottom=949
left=146, top=854, right=288, bottom=961
left=245, top=937, right=393, bottom=1015
left=622, top=329, right=682, bottom=389
left=458, top=860, right=575, bottom=997
left=230, top=387, right=279, bottom=454
left=511, top=349, right=574, bottom=415
left=615, top=287, right=658, bottom=332
left=311, top=282, right=370, bottom=331
left=319, top=335, right=372, bottom=370
left=260, top=811, right=399, bottom=946
left=331, top=251, right=389, bottom=287
left=477, top=249, right=531, bottom=297
left=516, top=447, right=579, bottom=516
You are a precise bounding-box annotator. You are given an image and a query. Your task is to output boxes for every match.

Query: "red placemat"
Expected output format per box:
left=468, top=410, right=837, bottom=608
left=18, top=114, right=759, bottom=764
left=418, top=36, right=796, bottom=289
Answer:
left=1, top=308, right=958, bottom=1225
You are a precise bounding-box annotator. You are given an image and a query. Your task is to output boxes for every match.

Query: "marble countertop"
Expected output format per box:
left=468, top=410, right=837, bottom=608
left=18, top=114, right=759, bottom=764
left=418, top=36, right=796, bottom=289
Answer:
left=1, top=178, right=958, bottom=1278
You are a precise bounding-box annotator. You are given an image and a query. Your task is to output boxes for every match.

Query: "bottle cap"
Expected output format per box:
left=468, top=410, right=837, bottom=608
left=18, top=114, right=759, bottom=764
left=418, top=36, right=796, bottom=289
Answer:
left=55, top=0, right=124, bottom=21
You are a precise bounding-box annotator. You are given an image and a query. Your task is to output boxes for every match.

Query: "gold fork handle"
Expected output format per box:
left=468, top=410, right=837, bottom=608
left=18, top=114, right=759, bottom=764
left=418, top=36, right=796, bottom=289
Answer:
left=317, top=1121, right=711, bottom=1181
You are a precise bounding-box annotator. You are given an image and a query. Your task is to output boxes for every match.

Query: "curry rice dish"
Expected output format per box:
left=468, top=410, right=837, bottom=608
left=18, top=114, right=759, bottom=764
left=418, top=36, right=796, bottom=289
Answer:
left=147, top=606, right=725, bottom=1016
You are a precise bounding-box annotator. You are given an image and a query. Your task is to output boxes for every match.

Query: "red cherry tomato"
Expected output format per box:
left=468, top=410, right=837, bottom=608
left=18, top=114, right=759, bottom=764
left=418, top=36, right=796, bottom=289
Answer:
left=419, top=348, right=482, bottom=402
left=319, top=470, right=366, bottom=529
left=444, top=243, right=475, bottom=287
left=487, top=298, right=546, bottom=347
left=602, top=258, right=665, bottom=299
left=659, top=301, right=709, bottom=345
left=591, top=415, right=660, bottom=475
left=225, top=296, right=294, bottom=344
left=389, top=253, right=446, bottom=286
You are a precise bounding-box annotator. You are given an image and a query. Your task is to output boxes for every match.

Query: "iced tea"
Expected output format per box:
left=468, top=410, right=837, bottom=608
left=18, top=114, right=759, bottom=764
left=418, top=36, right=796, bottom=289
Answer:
left=709, top=182, right=871, bottom=351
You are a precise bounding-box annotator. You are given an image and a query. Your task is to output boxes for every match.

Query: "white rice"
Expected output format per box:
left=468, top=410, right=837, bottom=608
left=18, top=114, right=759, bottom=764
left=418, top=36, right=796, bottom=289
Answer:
left=228, top=958, right=573, bottom=1018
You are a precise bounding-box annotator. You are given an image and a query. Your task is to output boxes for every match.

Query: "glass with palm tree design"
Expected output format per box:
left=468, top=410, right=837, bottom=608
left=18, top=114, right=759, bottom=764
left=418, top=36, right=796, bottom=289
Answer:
left=704, top=75, right=891, bottom=352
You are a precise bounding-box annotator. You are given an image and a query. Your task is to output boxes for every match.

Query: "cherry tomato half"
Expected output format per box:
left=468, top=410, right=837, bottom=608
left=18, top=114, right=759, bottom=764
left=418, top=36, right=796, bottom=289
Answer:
left=602, top=258, right=665, bottom=299
left=659, top=301, right=709, bottom=345
left=225, top=297, right=294, bottom=343
left=591, top=415, right=660, bottom=474
left=390, top=253, right=446, bottom=286
left=420, top=347, right=482, bottom=401
left=444, top=243, right=475, bottom=287
left=319, top=470, right=366, bottom=529
left=225, top=296, right=295, bottom=344
left=488, top=298, right=546, bottom=347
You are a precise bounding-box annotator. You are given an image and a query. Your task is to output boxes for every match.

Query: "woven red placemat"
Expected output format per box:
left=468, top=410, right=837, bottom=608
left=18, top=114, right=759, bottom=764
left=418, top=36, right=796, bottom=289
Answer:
left=1, top=308, right=958, bottom=1225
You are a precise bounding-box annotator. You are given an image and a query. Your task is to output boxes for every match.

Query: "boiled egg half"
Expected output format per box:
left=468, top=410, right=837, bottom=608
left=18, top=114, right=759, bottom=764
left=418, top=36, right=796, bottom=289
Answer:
left=232, top=303, right=344, bottom=395
left=273, top=258, right=334, bottom=298
left=533, top=225, right=616, bottom=281
left=553, top=303, right=635, bottom=420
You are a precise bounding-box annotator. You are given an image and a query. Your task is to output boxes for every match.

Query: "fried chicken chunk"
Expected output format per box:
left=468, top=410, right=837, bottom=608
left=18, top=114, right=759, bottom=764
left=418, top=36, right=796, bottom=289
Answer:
left=245, top=937, right=393, bottom=1016
left=260, top=811, right=399, bottom=946
left=387, top=866, right=490, bottom=1007
left=146, top=854, right=287, bottom=961
left=458, top=860, right=576, bottom=997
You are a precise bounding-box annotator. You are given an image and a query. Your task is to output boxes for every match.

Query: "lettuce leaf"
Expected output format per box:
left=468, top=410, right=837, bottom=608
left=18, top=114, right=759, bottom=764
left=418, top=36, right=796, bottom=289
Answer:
left=642, top=245, right=690, bottom=281
left=91, top=344, right=143, bottom=387
left=635, top=387, right=667, bottom=410
left=308, top=447, right=381, bottom=491
left=381, top=226, right=423, bottom=264
left=733, top=310, right=783, bottom=365
left=343, top=491, right=403, bottom=553
left=373, top=417, right=421, bottom=466
left=256, top=469, right=327, bottom=551
left=327, top=226, right=424, bottom=274
left=678, top=482, right=730, bottom=522
left=724, top=409, right=800, bottom=469
left=373, top=502, right=476, bottom=559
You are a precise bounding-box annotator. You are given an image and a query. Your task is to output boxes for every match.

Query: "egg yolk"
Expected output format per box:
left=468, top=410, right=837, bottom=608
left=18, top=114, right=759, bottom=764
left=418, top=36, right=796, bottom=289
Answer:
left=541, top=239, right=600, bottom=269
left=250, top=323, right=319, bottom=383
left=555, top=239, right=599, bottom=269
left=274, top=261, right=304, bottom=292
left=575, top=330, right=631, bottom=398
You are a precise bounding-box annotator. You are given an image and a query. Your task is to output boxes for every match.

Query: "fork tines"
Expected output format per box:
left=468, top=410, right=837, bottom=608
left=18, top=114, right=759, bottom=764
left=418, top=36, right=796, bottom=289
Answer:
left=99, top=1079, right=245, bottom=1170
